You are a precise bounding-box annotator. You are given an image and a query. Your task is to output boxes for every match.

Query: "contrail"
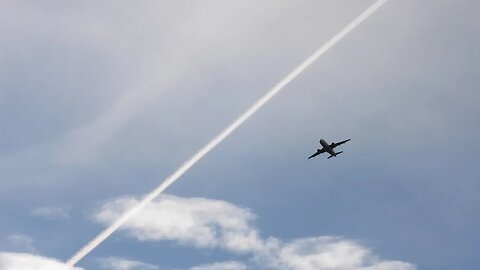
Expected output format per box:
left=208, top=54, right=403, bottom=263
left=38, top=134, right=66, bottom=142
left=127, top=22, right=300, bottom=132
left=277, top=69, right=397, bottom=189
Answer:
left=66, top=0, right=389, bottom=266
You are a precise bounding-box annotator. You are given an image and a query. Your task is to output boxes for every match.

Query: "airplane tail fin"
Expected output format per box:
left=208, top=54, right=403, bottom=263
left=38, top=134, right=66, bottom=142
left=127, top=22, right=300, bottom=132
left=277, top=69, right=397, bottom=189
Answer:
left=327, top=151, right=343, bottom=159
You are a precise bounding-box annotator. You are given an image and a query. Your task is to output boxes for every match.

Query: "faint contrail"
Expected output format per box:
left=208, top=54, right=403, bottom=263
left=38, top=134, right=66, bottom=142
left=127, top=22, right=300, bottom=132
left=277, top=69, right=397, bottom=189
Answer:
left=66, top=0, right=389, bottom=266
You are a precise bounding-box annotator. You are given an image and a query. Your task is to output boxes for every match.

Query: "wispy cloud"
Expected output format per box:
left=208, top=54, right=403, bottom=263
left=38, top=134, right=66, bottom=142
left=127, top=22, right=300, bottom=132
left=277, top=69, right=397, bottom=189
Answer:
left=31, top=206, right=70, bottom=220
left=189, top=261, right=247, bottom=270
left=49, top=0, right=298, bottom=166
left=5, top=234, right=35, bottom=253
left=0, top=252, right=82, bottom=270
left=94, top=194, right=415, bottom=270
left=98, top=257, right=159, bottom=270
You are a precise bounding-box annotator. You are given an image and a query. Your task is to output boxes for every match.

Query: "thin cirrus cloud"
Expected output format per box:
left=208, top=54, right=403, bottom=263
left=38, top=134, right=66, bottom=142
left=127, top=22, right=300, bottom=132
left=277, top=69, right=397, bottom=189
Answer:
left=30, top=207, right=70, bottom=220
left=0, top=252, right=82, bottom=270
left=5, top=234, right=36, bottom=253
left=97, top=257, right=159, bottom=270
left=189, top=261, right=247, bottom=270
left=48, top=0, right=299, bottom=166
left=94, top=194, right=415, bottom=270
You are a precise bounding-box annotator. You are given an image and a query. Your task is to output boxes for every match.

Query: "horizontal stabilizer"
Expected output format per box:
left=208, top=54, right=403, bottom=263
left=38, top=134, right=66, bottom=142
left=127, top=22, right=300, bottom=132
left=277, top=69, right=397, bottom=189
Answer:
left=327, top=151, right=343, bottom=159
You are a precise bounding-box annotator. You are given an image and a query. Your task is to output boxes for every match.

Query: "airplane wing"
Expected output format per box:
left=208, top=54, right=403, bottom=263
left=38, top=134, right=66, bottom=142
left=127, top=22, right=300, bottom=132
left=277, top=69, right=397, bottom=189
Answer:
left=308, top=148, right=325, bottom=159
left=331, top=139, right=351, bottom=149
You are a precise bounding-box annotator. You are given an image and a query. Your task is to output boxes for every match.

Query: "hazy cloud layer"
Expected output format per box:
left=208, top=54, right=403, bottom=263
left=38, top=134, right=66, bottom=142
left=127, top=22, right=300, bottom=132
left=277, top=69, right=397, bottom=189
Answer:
left=95, top=195, right=415, bottom=270
left=38, top=0, right=301, bottom=165
left=0, top=252, right=82, bottom=270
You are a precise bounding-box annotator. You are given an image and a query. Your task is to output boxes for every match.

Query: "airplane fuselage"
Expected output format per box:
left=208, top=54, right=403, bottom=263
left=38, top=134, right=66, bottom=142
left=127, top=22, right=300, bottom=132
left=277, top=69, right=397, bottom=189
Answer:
left=320, top=139, right=336, bottom=156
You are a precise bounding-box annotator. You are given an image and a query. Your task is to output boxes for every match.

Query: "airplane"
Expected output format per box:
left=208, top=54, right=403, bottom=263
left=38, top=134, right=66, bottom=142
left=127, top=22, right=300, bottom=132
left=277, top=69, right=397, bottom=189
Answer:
left=308, top=138, right=351, bottom=160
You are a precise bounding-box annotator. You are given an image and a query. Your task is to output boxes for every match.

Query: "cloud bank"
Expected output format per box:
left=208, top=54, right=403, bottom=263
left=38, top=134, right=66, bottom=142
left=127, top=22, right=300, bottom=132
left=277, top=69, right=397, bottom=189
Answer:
left=94, top=195, right=415, bottom=270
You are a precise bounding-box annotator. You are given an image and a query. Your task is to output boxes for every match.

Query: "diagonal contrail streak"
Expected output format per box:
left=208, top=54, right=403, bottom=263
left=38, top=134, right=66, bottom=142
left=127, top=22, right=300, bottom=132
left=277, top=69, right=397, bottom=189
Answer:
left=66, top=0, right=389, bottom=266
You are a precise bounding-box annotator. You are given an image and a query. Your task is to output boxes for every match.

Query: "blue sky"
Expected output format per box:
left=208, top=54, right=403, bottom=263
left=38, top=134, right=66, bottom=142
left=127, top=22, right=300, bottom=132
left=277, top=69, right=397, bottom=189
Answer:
left=1, top=0, right=479, bottom=269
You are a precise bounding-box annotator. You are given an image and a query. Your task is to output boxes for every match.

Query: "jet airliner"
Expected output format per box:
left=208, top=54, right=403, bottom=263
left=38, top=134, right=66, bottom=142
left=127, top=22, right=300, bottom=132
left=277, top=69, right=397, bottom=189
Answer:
left=308, top=139, right=350, bottom=159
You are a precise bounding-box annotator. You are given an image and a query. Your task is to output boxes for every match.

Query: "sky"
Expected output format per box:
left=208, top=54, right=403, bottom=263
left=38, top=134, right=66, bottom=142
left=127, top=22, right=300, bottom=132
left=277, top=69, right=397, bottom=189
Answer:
left=0, top=0, right=479, bottom=269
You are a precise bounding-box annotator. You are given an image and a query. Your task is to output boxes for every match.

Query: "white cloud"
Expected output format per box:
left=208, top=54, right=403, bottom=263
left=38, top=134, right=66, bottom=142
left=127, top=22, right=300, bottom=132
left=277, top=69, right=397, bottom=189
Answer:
left=94, top=195, right=415, bottom=270
left=31, top=206, right=70, bottom=220
left=266, top=237, right=415, bottom=270
left=190, top=261, right=247, bottom=270
left=98, top=257, right=159, bottom=270
left=0, top=252, right=82, bottom=270
left=94, top=195, right=263, bottom=253
left=5, top=234, right=35, bottom=253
